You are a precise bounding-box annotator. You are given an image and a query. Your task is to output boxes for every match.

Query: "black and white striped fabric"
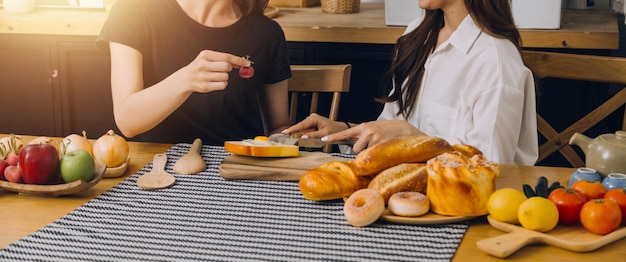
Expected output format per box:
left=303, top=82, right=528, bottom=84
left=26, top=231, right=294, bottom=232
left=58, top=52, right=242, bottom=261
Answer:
left=0, top=144, right=468, bottom=261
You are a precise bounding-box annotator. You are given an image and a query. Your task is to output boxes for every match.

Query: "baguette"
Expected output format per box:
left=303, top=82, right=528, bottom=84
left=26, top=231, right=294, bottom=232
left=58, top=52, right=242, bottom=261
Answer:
left=367, top=163, right=427, bottom=203
left=352, top=135, right=452, bottom=176
left=299, top=161, right=372, bottom=201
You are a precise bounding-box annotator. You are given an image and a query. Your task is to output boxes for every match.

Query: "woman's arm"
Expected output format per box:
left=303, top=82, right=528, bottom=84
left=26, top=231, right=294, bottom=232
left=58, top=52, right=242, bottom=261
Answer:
left=109, top=42, right=250, bottom=138
left=323, top=120, right=426, bottom=153
left=259, top=80, right=290, bottom=135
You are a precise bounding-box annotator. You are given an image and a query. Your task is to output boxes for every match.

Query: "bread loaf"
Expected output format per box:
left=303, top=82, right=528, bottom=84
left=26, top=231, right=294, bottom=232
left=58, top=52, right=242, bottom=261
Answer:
left=426, top=152, right=500, bottom=216
left=352, top=135, right=452, bottom=176
left=299, top=161, right=372, bottom=201
left=367, top=163, right=427, bottom=203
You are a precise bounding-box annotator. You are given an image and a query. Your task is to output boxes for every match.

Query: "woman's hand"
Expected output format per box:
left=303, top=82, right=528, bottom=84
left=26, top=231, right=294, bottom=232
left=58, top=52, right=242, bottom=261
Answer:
left=178, top=50, right=251, bottom=94
left=323, top=120, right=427, bottom=153
left=282, top=113, right=348, bottom=138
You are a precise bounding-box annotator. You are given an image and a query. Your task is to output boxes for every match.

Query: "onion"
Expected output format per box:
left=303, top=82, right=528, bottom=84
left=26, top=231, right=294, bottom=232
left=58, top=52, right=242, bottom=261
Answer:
left=63, top=130, right=93, bottom=157
left=0, top=134, right=24, bottom=155
left=93, top=130, right=129, bottom=167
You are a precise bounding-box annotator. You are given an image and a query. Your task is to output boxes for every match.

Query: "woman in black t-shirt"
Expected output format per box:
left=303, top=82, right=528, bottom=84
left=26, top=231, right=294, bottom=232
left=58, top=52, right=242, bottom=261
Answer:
left=97, top=0, right=291, bottom=145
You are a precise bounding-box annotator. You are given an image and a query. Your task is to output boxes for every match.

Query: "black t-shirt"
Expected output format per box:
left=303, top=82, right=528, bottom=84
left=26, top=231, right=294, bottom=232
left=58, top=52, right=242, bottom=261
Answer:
left=96, top=0, right=291, bottom=145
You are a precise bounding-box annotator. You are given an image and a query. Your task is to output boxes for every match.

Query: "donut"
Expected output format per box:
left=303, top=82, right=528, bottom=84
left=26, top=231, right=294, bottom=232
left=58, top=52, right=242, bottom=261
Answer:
left=388, top=191, right=430, bottom=217
left=343, top=188, right=385, bottom=227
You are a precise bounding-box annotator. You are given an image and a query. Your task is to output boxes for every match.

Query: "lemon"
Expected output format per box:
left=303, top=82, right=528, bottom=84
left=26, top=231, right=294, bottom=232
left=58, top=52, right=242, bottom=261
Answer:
left=518, top=197, right=559, bottom=232
left=487, top=188, right=527, bottom=224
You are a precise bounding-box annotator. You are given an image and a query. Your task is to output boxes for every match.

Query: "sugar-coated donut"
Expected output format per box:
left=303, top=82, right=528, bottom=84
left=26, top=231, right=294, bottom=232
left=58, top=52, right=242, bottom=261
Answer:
left=344, top=188, right=385, bottom=227
left=388, top=191, right=430, bottom=217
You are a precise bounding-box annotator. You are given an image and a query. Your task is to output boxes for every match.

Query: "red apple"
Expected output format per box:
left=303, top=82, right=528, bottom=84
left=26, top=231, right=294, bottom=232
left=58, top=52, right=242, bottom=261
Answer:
left=4, top=165, right=22, bottom=183
left=19, top=143, right=59, bottom=185
left=0, top=159, right=8, bottom=180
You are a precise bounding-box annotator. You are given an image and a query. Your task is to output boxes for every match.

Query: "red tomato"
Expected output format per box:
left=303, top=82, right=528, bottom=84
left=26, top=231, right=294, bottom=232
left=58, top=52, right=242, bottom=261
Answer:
left=604, top=188, right=626, bottom=226
left=571, top=180, right=607, bottom=200
left=548, top=188, right=588, bottom=225
left=580, top=199, right=622, bottom=235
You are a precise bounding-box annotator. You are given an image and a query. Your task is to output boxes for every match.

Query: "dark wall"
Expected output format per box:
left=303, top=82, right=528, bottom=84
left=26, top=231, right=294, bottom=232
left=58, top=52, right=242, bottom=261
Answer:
left=287, top=42, right=394, bottom=124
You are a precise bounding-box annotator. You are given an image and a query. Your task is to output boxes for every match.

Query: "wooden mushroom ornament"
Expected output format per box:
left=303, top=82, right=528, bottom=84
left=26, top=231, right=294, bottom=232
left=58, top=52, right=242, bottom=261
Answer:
left=173, top=138, right=206, bottom=175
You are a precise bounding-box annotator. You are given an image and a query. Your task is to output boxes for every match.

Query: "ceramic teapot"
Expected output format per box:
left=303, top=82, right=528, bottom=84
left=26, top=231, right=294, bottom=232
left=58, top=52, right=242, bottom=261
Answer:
left=569, top=130, right=626, bottom=178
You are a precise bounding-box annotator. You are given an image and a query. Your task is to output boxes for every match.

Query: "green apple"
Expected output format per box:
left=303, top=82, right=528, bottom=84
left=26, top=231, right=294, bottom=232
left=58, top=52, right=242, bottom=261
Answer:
left=60, top=149, right=95, bottom=183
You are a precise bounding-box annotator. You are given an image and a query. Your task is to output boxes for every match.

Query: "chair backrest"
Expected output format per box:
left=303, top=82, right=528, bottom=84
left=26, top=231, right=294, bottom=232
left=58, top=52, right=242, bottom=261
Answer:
left=288, top=64, right=352, bottom=124
left=288, top=64, right=352, bottom=152
left=522, top=50, right=626, bottom=167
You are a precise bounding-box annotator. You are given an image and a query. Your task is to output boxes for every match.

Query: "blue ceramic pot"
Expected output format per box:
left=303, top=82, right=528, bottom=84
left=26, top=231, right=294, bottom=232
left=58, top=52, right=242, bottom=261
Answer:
left=568, top=167, right=602, bottom=187
left=602, top=173, right=626, bottom=190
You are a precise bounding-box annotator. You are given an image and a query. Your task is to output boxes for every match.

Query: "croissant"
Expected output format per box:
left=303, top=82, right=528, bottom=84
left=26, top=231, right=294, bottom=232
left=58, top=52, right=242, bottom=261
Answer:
left=298, top=161, right=372, bottom=201
left=352, top=135, right=452, bottom=176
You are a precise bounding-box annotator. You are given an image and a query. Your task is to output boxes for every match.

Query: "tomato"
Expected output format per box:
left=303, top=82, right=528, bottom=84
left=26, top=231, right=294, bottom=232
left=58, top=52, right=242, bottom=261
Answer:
left=580, top=199, right=622, bottom=235
left=604, top=188, right=626, bottom=226
left=548, top=187, right=588, bottom=225
left=571, top=180, right=607, bottom=200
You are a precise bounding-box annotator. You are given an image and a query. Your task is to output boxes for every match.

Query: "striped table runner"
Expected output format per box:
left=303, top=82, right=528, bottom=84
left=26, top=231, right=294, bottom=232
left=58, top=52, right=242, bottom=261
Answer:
left=0, top=144, right=469, bottom=261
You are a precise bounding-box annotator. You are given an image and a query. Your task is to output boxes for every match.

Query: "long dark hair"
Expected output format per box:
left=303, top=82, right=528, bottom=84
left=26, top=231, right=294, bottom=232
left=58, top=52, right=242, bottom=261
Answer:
left=237, top=0, right=269, bottom=15
left=379, top=0, right=521, bottom=119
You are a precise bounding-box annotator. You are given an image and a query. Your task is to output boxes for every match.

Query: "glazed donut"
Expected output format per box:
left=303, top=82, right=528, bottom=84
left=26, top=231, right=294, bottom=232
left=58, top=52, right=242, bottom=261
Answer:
left=388, top=192, right=430, bottom=217
left=343, top=188, right=385, bottom=227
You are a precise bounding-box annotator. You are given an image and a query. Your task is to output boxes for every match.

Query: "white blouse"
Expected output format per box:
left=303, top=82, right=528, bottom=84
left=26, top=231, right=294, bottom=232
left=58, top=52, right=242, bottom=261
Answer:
left=378, top=15, right=538, bottom=165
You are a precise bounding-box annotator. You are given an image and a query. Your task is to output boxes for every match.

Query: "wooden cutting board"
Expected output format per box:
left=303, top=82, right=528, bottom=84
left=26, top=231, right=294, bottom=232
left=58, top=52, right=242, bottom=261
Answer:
left=476, top=216, right=626, bottom=258
left=219, top=152, right=348, bottom=181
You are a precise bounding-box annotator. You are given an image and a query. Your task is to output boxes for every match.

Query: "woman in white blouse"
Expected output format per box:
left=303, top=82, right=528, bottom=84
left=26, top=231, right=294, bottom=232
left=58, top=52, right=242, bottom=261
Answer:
left=283, top=0, right=538, bottom=165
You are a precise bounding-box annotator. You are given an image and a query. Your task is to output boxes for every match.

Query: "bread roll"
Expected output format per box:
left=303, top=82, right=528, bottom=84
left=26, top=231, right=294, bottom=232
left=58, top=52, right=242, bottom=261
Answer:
left=352, top=135, right=452, bottom=176
left=299, top=161, right=372, bottom=201
left=367, top=163, right=427, bottom=203
left=426, top=152, right=500, bottom=216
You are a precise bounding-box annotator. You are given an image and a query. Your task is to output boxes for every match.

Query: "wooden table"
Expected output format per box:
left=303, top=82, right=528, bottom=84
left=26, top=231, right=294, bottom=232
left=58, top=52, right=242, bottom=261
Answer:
left=0, top=3, right=620, bottom=49
left=1, top=135, right=625, bottom=260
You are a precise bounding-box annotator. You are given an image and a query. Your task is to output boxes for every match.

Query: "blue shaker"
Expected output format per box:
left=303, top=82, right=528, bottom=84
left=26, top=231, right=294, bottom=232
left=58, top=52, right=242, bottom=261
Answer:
left=602, top=173, right=626, bottom=190
left=568, top=167, right=602, bottom=187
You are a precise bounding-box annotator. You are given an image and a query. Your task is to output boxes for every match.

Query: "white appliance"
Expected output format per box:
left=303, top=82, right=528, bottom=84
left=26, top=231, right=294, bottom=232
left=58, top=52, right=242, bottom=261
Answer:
left=384, top=0, right=424, bottom=26
left=512, top=0, right=562, bottom=29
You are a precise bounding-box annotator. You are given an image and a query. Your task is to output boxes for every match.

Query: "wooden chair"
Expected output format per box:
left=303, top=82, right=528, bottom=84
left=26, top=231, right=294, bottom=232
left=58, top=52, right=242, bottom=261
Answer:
left=288, top=64, right=352, bottom=152
left=522, top=50, right=626, bottom=167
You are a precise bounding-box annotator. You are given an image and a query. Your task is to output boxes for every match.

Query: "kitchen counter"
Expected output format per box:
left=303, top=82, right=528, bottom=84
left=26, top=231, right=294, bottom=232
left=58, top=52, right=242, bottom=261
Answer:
left=0, top=3, right=620, bottom=49
left=1, top=135, right=625, bottom=260
left=274, top=3, right=620, bottom=49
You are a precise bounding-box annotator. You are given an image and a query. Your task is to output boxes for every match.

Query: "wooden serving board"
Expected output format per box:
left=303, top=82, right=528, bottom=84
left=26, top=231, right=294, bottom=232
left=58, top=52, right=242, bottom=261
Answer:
left=219, top=152, right=347, bottom=181
left=476, top=216, right=626, bottom=258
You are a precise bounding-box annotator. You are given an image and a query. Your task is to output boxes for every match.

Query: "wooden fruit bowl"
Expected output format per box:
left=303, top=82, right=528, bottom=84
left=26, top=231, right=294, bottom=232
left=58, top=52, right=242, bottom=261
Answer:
left=0, top=164, right=106, bottom=197
left=103, top=156, right=130, bottom=178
